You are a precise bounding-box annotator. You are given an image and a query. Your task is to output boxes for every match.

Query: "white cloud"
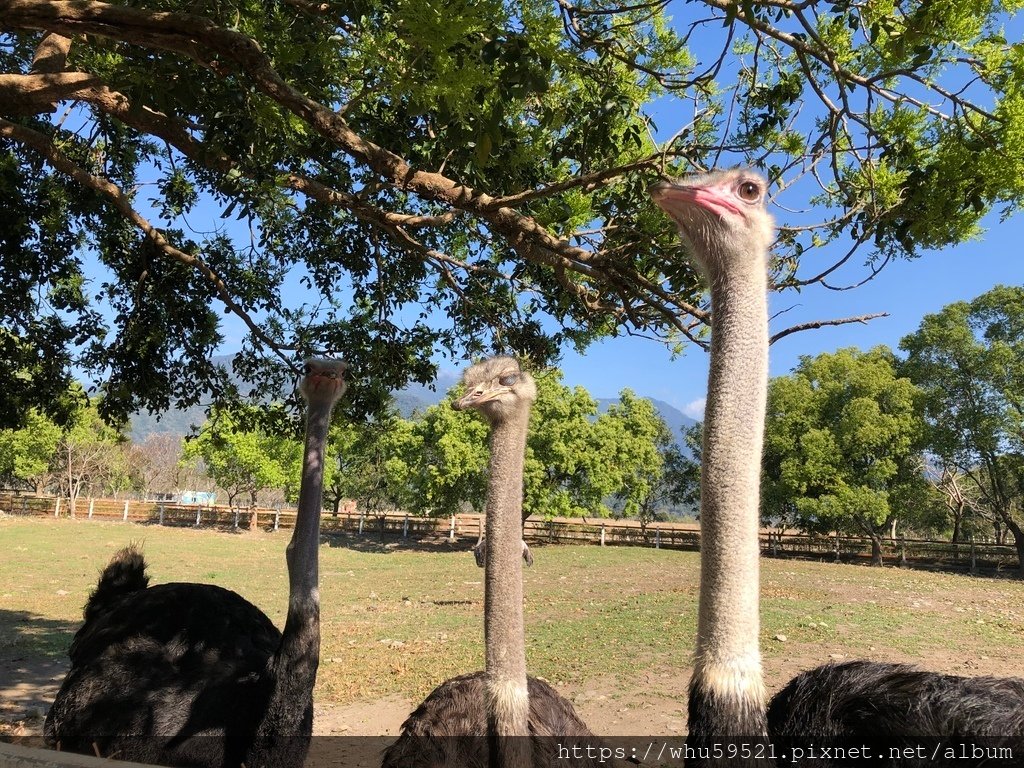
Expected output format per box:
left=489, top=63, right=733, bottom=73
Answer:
left=682, top=397, right=706, bottom=420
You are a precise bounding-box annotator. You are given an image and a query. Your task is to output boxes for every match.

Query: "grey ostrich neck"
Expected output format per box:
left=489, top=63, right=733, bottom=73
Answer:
left=276, top=394, right=333, bottom=678
left=690, top=250, right=770, bottom=745
left=484, top=406, right=531, bottom=761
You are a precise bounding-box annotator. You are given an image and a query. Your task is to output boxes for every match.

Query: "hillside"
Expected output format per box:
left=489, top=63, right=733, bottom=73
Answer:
left=129, top=361, right=697, bottom=446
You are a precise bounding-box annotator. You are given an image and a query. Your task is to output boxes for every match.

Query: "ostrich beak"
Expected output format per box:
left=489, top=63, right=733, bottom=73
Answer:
left=649, top=179, right=741, bottom=218
left=453, top=384, right=511, bottom=411
left=304, top=359, right=349, bottom=394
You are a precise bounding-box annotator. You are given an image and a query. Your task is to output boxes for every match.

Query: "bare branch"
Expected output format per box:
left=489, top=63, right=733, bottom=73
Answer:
left=769, top=311, right=890, bottom=344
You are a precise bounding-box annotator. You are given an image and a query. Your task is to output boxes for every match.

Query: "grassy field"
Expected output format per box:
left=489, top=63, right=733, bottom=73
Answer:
left=3, top=515, right=1024, bottom=715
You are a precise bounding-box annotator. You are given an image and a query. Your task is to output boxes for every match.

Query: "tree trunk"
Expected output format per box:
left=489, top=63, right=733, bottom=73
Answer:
left=1005, top=519, right=1024, bottom=578
left=869, top=533, right=884, bottom=566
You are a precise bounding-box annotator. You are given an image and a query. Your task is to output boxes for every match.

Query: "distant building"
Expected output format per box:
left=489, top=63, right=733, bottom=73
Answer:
left=179, top=490, right=217, bottom=506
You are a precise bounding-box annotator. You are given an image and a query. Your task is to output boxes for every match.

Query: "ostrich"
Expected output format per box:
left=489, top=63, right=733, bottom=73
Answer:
left=652, top=171, right=1024, bottom=765
left=44, top=358, right=348, bottom=768
left=381, top=356, right=599, bottom=768
left=767, top=661, right=1024, bottom=765
left=649, top=169, right=775, bottom=761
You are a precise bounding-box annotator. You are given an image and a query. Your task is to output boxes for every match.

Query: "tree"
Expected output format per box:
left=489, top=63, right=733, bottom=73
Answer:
left=664, top=422, right=703, bottom=517
left=762, top=346, right=928, bottom=564
left=51, top=392, right=131, bottom=515
left=184, top=406, right=298, bottom=507
left=373, top=367, right=682, bottom=522
left=324, top=409, right=408, bottom=517
left=522, top=371, right=605, bottom=519
left=0, top=407, right=61, bottom=492
left=923, top=460, right=986, bottom=548
left=4, top=1, right=1021, bottom=427
left=601, top=389, right=676, bottom=528
left=386, top=399, right=490, bottom=519
left=901, top=285, right=1024, bottom=574
left=130, top=432, right=190, bottom=497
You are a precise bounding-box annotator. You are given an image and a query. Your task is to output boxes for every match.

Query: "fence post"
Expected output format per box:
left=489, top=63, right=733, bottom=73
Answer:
left=970, top=534, right=977, bottom=574
left=600, top=524, right=606, bottom=547
left=233, top=508, right=240, bottom=530
left=159, top=504, right=165, bottom=526
left=834, top=530, right=841, bottom=562
left=358, top=511, right=365, bottom=536
left=274, top=506, right=281, bottom=532
left=899, top=536, right=907, bottom=567
left=655, top=527, right=661, bottom=549
left=123, top=499, right=130, bottom=521
left=403, top=513, right=409, bottom=539
left=195, top=507, right=202, bottom=527
left=449, top=515, right=455, bottom=542
left=21, top=497, right=27, bottom=515
left=88, top=498, right=95, bottom=519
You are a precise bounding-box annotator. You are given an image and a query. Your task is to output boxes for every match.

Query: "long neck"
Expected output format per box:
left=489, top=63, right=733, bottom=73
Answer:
left=253, top=400, right=332, bottom=761
left=276, top=401, right=331, bottom=671
left=688, top=257, right=771, bottom=753
left=484, top=411, right=531, bottom=766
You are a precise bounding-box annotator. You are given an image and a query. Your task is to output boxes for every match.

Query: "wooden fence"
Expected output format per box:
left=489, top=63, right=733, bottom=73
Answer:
left=1, top=491, right=1017, bottom=572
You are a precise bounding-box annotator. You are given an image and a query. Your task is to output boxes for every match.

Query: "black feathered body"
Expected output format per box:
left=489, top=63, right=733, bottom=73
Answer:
left=381, top=672, right=608, bottom=768
left=768, top=661, right=1024, bottom=766
left=44, top=548, right=313, bottom=768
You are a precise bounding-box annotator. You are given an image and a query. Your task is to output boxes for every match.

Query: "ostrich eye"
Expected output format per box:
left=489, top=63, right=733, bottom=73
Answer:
left=737, top=181, right=761, bottom=202
left=498, top=374, right=518, bottom=387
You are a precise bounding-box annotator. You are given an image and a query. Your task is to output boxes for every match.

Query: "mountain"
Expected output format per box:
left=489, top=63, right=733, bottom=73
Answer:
left=129, top=363, right=459, bottom=441
left=596, top=397, right=697, bottom=448
left=391, top=370, right=459, bottom=417
left=128, top=361, right=696, bottom=445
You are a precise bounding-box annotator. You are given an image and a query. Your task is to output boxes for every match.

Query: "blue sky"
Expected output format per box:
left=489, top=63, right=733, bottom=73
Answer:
left=558, top=210, right=1024, bottom=420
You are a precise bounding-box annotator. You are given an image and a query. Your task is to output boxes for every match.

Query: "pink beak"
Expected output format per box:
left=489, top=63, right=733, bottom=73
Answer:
left=650, top=181, right=741, bottom=218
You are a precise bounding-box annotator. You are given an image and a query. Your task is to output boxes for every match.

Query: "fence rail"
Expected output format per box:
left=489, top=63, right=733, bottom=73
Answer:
left=1, top=491, right=1017, bottom=572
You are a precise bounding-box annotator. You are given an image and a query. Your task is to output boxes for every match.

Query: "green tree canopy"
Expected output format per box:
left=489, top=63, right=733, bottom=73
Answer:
left=601, top=389, right=675, bottom=525
left=383, top=398, right=490, bottom=519
left=184, top=404, right=306, bottom=506
left=763, top=346, right=929, bottom=563
left=0, top=407, right=61, bottom=491
left=3, top=0, right=1022, bottom=426
left=900, top=284, right=1024, bottom=573
left=362, top=367, right=678, bottom=521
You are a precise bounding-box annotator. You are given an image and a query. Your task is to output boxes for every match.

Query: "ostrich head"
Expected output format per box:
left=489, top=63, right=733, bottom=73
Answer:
left=649, top=169, right=774, bottom=275
left=299, top=358, right=348, bottom=408
left=452, top=356, right=536, bottom=423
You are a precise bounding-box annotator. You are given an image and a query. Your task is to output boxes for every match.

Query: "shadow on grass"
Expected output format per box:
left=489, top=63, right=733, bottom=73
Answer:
left=0, top=609, right=74, bottom=720
left=320, top=528, right=555, bottom=560
left=321, top=529, right=475, bottom=555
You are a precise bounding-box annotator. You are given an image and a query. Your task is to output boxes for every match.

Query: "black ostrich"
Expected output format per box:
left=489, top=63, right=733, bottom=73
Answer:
left=767, top=660, right=1024, bottom=764
left=381, top=357, right=601, bottom=768
left=44, top=358, right=348, bottom=768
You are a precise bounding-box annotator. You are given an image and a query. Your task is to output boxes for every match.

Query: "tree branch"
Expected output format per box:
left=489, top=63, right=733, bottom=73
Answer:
left=769, top=312, right=890, bottom=345
left=0, top=116, right=297, bottom=368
